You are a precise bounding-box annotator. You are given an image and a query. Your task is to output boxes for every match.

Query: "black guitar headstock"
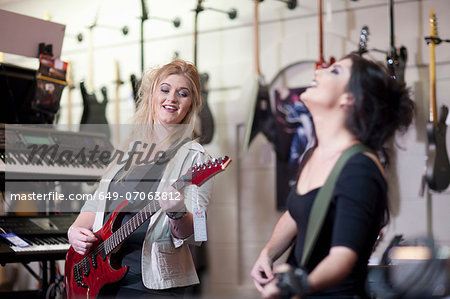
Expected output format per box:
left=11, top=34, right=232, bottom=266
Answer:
left=387, top=46, right=408, bottom=83
left=386, top=0, right=407, bottom=83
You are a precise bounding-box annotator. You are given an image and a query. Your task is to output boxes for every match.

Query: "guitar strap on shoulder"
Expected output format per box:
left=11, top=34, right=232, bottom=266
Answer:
left=300, top=143, right=372, bottom=268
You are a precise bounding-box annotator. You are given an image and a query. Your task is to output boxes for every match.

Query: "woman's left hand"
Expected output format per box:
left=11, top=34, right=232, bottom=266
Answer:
left=260, top=264, right=302, bottom=299
left=260, top=279, right=281, bottom=299
left=159, top=186, right=185, bottom=213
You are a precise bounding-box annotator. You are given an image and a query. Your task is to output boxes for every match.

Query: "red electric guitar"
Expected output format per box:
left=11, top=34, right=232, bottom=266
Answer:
left=315, top=0, right=335, bottom=70
left=65, top=156, right=231, bottom=299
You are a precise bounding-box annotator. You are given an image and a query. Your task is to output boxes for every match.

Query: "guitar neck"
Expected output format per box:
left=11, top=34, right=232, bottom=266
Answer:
left=318, top=0, right=324, bottom=65
left=88, top=27, right=95, bottom=93
left=101, top=174, right=192, bottom=255
left=98, top=155, right=230, bottom=254
left=193, top=0, right=203, bottom=67
left=254, top=0, right=261, bottom=76
left=315, top=0, right=334, bottom=69
left=389, top=0, right=396, bottom=58
left=104, top=200, right=160, bottom=255
left=428, top=8, right=438, bottom=126
left=429, top=42, right=437, bottom=126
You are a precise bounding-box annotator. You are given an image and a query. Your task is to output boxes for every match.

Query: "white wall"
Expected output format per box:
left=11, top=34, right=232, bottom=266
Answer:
left=2, top=0, right=450, bottom=297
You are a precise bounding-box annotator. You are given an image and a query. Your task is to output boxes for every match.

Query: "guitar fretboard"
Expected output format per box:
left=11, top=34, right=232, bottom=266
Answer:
left=104, top=199, right=160, bottom=255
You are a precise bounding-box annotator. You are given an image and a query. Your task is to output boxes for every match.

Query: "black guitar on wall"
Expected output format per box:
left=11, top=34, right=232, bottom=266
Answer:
left=424, top=9, right=450, bottom=192
left=79, top=11, right=110, bottom=139
left=80, top=81, right=110, bottom=139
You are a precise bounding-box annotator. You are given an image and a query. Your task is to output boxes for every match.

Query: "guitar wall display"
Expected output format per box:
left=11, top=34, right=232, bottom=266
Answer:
left=424, top=9, right=450, bottom=192
left=64, top=156, right=231, bottom=299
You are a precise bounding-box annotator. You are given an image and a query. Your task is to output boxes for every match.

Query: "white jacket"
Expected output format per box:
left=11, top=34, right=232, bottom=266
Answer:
left=81, top=140, right=213, bottom=289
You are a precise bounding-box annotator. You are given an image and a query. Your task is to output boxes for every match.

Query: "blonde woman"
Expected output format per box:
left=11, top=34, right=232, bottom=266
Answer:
left=67, top=59, right=213, bottom=297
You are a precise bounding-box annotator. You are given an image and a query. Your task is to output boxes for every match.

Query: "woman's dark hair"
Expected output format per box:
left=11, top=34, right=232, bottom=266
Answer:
left=343, top=54, right=414, bottom=165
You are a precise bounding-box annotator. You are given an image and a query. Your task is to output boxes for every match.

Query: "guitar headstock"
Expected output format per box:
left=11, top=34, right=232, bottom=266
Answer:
left=358, top=26, right=369, bottom=56
left=176, top=156, right=231, bottom=189
left=429, top=8, right=438, bottom=40
left=314, top=57, right=336, bottom=70
left=191, top=156, right=231, bottom=186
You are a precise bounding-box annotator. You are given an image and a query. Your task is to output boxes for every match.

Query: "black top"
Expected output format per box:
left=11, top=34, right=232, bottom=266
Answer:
left=104, top=161, right=166, bottom=290
left=287, top=153, right=387, bottom=297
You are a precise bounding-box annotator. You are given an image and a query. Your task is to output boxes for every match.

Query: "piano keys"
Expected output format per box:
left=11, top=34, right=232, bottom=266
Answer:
left=1, top=124, right=113, bottom=181
left=9, top=236, right=70, bottom=253
left=0, top=214, right=76, bottom=265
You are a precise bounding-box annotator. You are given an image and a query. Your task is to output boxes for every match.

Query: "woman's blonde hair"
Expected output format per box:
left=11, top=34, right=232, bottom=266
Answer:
left=132, top=59, right=201, bottom=129
left=103, top=59, right=201, bottom=182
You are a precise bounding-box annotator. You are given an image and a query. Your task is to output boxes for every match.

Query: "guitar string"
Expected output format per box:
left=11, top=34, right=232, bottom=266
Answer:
left=74, top=159, right=226, bottom=272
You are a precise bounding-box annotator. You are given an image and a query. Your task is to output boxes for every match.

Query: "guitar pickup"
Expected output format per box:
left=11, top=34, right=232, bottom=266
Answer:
left=82, top=258, right=90, bottom=277
left=91, top=254, right=98, bottom=269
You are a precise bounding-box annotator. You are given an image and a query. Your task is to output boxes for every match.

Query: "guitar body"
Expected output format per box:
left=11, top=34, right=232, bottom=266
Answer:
left=80, top=81, right=110, bottom=138
left=65, top=201, right=129, bottom=299
left=248, top=78, right=276, bottom=145
left=426, top=106, right=450, bottom=191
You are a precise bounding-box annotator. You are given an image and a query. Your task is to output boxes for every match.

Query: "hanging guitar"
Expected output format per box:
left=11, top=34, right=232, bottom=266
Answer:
left=315, top=0, right=335, bottom=70
left=244, top=0, right=276, bottom=150
left=79, top=10, right=111, bottom=139
left=386, top=0, right=407, bottom=83
left=65, top=156, right=231, bottom=299
left=424, top=9, right=450, bottom=192
left=193, top=0, right=215, bottom=145
left=80, top=82, right=110, bottom=139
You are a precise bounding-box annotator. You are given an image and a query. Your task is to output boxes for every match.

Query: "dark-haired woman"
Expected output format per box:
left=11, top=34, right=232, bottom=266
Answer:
left=251, top=54, right=414, bottom=298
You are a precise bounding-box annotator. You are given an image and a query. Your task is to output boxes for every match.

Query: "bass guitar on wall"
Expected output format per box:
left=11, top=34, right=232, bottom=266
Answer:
left=424, top=8, right=450, bottom=192
left=64, top=156, right=231, bottom=299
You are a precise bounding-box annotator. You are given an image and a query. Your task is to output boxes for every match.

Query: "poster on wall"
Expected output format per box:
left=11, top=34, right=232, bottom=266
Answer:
left=273, top=86, right=315, bottom=210
left=243, top=61, right=316, bottom=210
